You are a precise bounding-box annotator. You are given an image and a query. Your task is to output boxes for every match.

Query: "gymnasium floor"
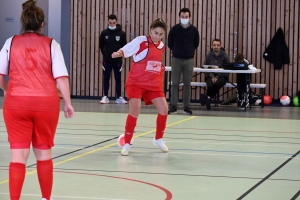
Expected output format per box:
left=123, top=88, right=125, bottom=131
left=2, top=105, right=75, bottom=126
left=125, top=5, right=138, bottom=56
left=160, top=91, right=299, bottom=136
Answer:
left=0, top=98, right=299, bottom=200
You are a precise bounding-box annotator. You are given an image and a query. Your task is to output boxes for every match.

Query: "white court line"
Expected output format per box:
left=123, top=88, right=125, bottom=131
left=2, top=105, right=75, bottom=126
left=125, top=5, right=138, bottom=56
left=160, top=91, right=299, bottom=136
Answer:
left=134, top=139, right=300, bottom=148
left=0, top=193, right=131, bottom=200
left=201, top=145, right=212, bottom=150
left=55, top=136, right=114, bottom=139
left=0, top=134, right=115, bottom=140
left=0, top=144, right=98, bottom=150
left=100, top=148, right=300, bottom=160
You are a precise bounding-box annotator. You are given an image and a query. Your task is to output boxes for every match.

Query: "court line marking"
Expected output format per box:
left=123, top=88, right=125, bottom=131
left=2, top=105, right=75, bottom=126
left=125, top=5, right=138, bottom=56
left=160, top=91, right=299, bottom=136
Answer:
left=0, top=193, right=131, bottom=200
left=134, top=139, right=300, bottom=148
left=2, top=139, right=299, bottom=149
left=237, top=150, right=300, bottom=199
left=291, top=190, right=300, bottom=200
left=98, top=148, right=300, bottom=159
left=0, top=116, right=196, bottom=185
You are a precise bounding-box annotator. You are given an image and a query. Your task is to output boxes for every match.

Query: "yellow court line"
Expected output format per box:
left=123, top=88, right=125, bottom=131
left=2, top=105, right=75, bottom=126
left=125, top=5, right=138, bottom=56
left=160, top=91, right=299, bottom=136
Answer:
left=0, top=116, right=196, bottom=185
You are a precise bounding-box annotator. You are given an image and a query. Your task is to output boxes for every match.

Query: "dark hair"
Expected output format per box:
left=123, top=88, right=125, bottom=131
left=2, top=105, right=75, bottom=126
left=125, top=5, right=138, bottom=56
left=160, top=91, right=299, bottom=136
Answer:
left=150, top=18, right=167, bottom=32
left=179, top=8, right=191, bottom=17
left=108, top=14, right=117, bottom=21
left=212, top=39, right=221, bottom=43
left=21, top=0, right=44, bottom=32
left=235, top=53, right=245, bottom=62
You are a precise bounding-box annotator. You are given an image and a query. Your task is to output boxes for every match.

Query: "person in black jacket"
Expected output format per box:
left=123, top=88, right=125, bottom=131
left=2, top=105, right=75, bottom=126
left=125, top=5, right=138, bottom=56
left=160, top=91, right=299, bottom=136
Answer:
left=99, top=14, right=127, bottom=104
left=203, top=39, right=230, bottom=110
left=168, top=8, right=200, bottom=115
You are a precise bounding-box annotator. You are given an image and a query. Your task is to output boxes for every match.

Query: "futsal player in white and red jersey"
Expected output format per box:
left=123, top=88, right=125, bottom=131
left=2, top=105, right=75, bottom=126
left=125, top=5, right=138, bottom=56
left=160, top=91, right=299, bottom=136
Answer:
left=0, top=1, right=74, bottom=200
left=112, top=19, right=169, bottom=156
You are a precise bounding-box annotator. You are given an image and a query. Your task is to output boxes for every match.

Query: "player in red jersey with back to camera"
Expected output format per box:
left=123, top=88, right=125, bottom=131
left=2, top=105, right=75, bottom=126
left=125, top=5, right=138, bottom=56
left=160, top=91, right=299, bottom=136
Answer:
left=112, top=18, right=168, bottom=156
left=0, top=0, right=74, bottom=199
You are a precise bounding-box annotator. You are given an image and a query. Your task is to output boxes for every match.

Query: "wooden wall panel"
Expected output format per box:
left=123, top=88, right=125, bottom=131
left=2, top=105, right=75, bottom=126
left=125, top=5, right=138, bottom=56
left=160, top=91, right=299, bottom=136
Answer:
left=70, top=0, right=300, bottom=101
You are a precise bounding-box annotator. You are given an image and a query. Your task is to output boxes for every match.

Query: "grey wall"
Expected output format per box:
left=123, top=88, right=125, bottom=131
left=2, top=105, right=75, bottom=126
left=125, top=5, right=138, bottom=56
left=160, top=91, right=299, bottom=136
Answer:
left=0, top=0, right=69, bottom=72
left=0, top=0, right=49, bottom=46
left=60, top=0, right=71, bottom=74
left=48, top=0, right=61, bottom=43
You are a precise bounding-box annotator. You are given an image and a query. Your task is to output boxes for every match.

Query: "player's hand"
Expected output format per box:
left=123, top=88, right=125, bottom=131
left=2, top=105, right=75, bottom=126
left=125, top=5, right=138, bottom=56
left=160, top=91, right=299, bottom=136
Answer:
left=111, top=51, right=121, bottom=58
left=64, top=104, right=74, bottom=118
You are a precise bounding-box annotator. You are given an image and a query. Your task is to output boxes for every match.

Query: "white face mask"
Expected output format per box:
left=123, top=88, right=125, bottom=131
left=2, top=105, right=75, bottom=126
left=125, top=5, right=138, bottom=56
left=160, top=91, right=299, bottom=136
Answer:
left=108, top=26, right=116, bottom=30
left=180, top=18, right=189, bottom=25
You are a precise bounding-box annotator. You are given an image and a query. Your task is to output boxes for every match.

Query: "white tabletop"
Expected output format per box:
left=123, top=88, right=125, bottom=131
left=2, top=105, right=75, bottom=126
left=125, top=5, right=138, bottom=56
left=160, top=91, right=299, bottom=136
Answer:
left=165, top=66, right=261, bottom=74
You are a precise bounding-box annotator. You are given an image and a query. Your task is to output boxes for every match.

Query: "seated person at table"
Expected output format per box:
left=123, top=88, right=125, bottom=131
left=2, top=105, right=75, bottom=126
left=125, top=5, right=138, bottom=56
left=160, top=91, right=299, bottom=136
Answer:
left=234, top=53, right=251, bottom=108
left=203, top=39, right=230, bottom=110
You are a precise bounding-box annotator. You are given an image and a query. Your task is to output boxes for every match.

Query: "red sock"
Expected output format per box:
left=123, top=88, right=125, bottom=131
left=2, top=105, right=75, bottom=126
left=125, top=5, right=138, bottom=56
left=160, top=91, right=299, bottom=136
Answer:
left=37, top=159, right=53, bottom=200
left=9, top=162, right=26, bottom=200
left=124, top=114, right=137, bottom=144
left=155, top=114, right=167, bottom=140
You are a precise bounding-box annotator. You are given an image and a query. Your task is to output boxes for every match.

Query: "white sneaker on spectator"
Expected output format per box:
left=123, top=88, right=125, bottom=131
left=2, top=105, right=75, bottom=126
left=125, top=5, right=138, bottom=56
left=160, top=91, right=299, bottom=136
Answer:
left=121, top=143, right=130, bottom=156
left=152, top=138, right=169, bottom=152
left=115, top=97, right=127, bottom=104
left=100, top=96, right=109, bottom=104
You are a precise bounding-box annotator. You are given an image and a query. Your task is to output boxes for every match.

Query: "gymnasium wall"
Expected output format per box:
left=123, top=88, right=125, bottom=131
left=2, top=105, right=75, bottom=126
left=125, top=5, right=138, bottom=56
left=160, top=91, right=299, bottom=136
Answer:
left=70, top=0, right=300, bottom=100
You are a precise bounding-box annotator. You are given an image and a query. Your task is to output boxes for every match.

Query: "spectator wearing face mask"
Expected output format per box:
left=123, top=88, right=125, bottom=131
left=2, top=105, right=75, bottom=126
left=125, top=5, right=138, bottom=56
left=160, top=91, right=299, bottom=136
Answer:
left=167, top=8, right=200, bottom=115
left=99, top=14, right=127, bottom=104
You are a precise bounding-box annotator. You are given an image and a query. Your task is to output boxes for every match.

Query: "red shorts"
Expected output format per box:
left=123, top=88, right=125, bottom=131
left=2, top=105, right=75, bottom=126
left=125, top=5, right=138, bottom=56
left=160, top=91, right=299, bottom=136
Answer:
left=4, top=108, right=60, bottom=149
left=126, top=85, right=165, bottom=105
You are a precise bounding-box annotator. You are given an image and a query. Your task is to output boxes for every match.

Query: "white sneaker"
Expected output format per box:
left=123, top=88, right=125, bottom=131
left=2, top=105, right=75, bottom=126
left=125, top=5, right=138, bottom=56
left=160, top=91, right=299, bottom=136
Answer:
left=100, top=96, right=109, bottom=104
left=115, top=96, right=128, bottom=104
left=121, top=143, right=130, bottom=156
left=152, top=138, right=169, bottom=152
left=42, top=198, right=53, bottom=200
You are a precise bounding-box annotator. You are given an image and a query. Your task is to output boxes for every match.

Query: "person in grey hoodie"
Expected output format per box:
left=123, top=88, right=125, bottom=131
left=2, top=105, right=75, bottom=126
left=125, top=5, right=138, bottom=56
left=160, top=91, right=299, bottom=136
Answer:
left=203, top=39, right=230, bottom=110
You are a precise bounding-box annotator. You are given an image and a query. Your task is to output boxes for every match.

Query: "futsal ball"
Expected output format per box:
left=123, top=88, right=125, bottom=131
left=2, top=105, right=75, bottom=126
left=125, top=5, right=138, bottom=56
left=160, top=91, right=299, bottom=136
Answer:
left=293, top=96, right=299, bottom=106
left=117, top=134, right=134, bottom=148
left=263, top=95, right=272, bottom=105
left=280, top=95, right=291, bottom=106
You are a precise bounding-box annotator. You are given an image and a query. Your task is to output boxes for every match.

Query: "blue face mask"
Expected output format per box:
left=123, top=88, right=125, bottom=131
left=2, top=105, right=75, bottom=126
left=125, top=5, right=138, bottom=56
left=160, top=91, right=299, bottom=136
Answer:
left=180, top=18, right=189, bottom=25
left=108, top=26, right=116, bottom=30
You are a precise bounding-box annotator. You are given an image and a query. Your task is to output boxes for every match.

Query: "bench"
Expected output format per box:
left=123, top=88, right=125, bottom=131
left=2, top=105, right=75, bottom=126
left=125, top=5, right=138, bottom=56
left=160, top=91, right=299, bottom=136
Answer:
left=167, top=82, right=266, bottom=108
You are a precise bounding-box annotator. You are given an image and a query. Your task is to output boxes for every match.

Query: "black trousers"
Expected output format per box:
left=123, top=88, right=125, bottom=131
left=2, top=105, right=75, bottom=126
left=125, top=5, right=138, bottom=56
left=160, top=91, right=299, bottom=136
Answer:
left=205, top=77, right=227, bottom=98
left=236, top=74, right=248, bottom=101
left=102, top=60, right=122, bottom=97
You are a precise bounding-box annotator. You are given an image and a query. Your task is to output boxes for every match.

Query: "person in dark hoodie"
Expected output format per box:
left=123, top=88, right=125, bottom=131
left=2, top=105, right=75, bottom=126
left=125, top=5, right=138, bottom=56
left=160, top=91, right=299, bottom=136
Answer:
left=203, top=39, right=230, bottom=110
left=99, top=14, right=127, bottom=104
left=167, top=8, right=200, bottom=115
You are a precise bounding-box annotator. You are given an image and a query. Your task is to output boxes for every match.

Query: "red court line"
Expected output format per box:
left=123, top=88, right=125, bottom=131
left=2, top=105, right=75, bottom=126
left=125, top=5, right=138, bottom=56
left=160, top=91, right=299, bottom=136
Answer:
left=55, top=170, right=173, bottom=200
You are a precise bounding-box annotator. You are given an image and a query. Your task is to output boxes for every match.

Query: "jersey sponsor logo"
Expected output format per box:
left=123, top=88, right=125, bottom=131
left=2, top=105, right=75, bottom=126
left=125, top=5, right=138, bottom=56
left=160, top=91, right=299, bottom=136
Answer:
left=146, top=61, right=161, bottom=73
left=116, top=36, right=120, bottom=41
left=145, top=42, right=148, bottom=47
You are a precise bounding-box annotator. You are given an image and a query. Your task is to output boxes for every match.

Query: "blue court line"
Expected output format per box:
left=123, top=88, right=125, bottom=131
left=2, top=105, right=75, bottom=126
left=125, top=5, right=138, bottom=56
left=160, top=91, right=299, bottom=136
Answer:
left=1, top=141, right=299, bottom=157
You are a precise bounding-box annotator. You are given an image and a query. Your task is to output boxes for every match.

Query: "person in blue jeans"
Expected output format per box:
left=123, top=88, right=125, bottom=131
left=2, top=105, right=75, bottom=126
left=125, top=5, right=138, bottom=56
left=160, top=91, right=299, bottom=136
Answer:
left=99, top=14, right=127, bottom=104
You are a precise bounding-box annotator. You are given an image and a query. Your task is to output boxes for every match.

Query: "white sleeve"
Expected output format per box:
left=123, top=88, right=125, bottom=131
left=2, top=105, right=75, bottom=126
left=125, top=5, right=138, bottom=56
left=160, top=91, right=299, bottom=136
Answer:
left=120, top=36, right=146, bottom=58
left=0, top=37, right=13, bottom=75
left=51, top=39, right=69, bottom=79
